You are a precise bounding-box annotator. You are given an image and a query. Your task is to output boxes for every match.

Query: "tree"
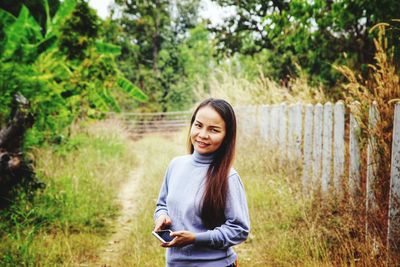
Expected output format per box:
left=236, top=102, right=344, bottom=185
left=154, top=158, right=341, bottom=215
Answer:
left=111, top=0, right=203, bottom=112
left=0, top=0, right=148, bottom=202
left=0, top=0, right=147, bottom=145
left=210, top=0, right=400, bottom=87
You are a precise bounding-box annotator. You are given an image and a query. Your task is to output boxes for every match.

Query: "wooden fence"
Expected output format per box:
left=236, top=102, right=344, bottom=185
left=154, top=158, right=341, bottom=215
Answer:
left=109, top=110, right=192, bottom=136
left=237, top=102, right=400, bottom=262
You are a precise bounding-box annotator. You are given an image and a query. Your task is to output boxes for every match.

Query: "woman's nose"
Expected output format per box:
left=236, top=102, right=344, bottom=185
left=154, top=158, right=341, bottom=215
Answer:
left=198, top=129, right=208, bottom=139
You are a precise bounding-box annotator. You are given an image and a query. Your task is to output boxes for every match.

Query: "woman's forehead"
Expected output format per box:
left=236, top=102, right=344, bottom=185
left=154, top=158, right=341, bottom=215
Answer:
left=195, top=106, right=225, bottom=126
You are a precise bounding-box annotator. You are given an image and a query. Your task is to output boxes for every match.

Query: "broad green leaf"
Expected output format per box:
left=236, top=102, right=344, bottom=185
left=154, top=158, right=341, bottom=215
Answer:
left=47, top=0, right=76, bottom=37
left=99, top=87, right=121, bottom=112
left=3, top=5, right=42, bottom=60
left=0, top=8, right=16, bottom=26
left=116, top=77, right=148, bottom=102
left=36, top=35, right=58, bottom=54
left=95, top=41, right=122, bottom=56
left=88, top=86, right=109, bottom=111
left=43, top=0, right=51, bottom=35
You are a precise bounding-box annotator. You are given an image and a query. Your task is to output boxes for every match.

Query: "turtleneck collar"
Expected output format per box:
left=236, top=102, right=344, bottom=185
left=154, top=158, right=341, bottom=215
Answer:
left=192, top=150, right=214, bottom=165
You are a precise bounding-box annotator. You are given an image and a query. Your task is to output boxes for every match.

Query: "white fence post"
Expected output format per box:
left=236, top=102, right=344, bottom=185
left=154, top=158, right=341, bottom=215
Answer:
left=249, top=106, right=259, bottom=138
left=333, top=101, right=345, bottom=197
left=270, top=105, right=280, bottom=148
left=312, top=103, right=323, bottom=190
left=302, top=104, right=314, bottom=192
left=366, top=102, right=379, bottom=242
left=293, top=103, right=303, bottom=161
left=288, top=104, right=295, bottom=159
left=387, top=103, right=400, bottom=263
left=349, top=111, right=361, bottom=199
left=259, top=105, right=270, bottom=142
left=322, top=102, right=333, bottom=195
left=278, top=103, right=287, bottom=158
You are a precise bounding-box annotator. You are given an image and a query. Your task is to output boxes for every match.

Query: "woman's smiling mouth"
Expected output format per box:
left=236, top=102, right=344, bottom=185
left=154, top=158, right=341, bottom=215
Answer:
left=196, top=141, right=210, bottom=148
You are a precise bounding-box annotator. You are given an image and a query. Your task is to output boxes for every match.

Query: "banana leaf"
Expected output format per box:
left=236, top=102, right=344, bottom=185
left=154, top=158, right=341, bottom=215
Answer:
left=95, top=41, right=122, bottom=56
left=2, top=5, right=42, bottom=61
left=116, top=77, right=148, bottom=103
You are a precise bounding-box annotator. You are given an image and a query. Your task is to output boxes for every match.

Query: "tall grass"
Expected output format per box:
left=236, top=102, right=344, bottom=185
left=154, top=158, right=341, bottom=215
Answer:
left=193, top=66, right=327, bottom=106
left=335, top=23, right=400, bottom=262
left=111, top=130, right=373, bottom=266
left=0, top=119, right=138, bottom=266
left=114, top=132, right=187, bottom=266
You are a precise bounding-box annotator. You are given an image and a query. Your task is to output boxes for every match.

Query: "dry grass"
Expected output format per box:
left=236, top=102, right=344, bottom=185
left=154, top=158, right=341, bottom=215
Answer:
left=0, top=119, right=138, bottom=266
left=193, top=66, right=327, bottom=106
left=335, top=23, right=400, bottom=260
left=115, top=130, right=392, bottom=266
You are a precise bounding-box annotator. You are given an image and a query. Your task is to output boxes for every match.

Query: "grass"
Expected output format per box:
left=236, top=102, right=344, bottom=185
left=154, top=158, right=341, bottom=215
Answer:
left=0, top=119, right=138, bottom=266
left=114, top=128, right=390, bottom=266
left=0, top=117, right=392, bottom=266
left=233, top=138, right=330, bottom=267
left=115, top=132, right=187, bottom=266
left=113, top=130, right=336, bottom=266
left=335, top=24, right=400, bottom=262
left=193, top=66, right=327, bottom=107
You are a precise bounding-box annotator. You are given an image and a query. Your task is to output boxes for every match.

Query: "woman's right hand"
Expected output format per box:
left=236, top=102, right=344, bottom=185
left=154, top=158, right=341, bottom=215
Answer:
left=154, top=214, right=172, bottom=231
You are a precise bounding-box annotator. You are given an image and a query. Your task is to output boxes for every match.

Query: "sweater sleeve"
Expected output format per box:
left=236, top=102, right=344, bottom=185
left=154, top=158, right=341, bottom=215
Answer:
left=154, top=161, right=172, bottom=221
left=194, top=173, right=250, bottom=249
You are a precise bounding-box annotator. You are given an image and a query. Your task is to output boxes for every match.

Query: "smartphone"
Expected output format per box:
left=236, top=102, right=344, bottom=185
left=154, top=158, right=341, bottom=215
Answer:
left=152, top=229, right=174, bottom=243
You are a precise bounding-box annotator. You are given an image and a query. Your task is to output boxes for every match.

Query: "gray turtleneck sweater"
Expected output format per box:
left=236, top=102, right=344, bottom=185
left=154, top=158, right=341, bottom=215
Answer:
left=154, top=151, right=250, bottom=267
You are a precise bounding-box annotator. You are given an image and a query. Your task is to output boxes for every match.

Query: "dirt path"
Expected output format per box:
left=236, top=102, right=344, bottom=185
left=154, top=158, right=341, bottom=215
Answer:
left=97, top=166, right=142, bottom=267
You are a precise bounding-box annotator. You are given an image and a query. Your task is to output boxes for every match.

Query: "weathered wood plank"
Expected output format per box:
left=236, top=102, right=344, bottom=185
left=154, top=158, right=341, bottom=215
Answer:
left=259, top=105, right=270, bottom=142
left=278, top=103, right=287, bottom=157
left=302, top=104, right=314, bottom=192
left=333, top=101, right=345, bottom=196
left=322, top=102, right=333, bottom=195
left=349, top=111, right=361, bottom=198
left=387, top=103, right=400, bottom=263
left=312, top=103, right=323, bottom=190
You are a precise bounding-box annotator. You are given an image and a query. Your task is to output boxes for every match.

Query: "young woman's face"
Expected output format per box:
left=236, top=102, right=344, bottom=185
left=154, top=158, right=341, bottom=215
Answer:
left=190, top=105, right=226, bottom=155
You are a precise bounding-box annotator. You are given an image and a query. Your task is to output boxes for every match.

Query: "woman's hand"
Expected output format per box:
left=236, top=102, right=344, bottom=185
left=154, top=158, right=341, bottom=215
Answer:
left=161, top=230, right=195, bottom=248
left=154, top=214, right=172, bottom=231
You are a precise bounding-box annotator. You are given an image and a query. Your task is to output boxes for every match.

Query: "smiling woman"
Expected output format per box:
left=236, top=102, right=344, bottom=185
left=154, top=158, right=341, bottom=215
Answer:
left=190, top=105, right=226, bottom=155
left=153, top=98, right=249, bottom=267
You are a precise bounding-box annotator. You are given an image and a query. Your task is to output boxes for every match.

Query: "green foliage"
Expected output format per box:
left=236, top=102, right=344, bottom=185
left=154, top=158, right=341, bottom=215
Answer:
left=59, top=1, right=99, bottom=60
left=111, top=0, right=208, bottom=112
left=0, top=0, right=147, bottom=145
left=0, top=122, right=138, bottom=265
left=168, top=24, right=215, bottom=110
left=95, top=40, right=121, bottom=56
left=117, top=77, right=148, bottom=102
left=212, top=0, right=400, bottom=87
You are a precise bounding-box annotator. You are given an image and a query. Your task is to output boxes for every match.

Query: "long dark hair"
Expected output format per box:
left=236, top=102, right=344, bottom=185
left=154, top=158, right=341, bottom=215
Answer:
left=187, top=98, right=237, bottom=229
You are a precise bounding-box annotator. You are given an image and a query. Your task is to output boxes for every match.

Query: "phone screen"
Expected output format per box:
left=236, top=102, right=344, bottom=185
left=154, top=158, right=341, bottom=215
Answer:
left=153, top=230, right=174, bottom=243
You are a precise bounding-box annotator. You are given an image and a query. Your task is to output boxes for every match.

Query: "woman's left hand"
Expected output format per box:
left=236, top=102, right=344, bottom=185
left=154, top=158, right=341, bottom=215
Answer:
left=161, top=230, right=195, bottom=248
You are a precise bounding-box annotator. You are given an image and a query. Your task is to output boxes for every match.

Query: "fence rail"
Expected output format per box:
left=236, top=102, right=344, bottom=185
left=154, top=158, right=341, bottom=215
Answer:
left=108, top=110, right=192, bottom=136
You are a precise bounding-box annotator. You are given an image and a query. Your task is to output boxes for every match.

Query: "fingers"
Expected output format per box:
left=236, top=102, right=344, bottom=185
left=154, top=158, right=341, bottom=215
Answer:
left=154, top=215, right=172, bottom=231
left=160, top=237, right=176, bottom=248
left=170, top=231, right=180, bottom=237
left=165, top=217, right=172, bottom=226
left=153, top=222, right=162, bottom=231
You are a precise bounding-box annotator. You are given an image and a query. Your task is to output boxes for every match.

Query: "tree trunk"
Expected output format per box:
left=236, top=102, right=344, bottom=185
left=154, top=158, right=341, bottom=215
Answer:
left=0, top=92, right=39, bottom=208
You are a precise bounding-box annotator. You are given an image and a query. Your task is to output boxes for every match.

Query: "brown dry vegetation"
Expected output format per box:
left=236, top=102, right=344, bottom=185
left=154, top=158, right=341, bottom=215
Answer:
left=334, top=23, right=400, bottom=265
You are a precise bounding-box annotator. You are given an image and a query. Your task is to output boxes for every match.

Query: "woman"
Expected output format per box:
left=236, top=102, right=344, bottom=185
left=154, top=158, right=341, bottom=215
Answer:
left=153, top=98, right=250, bottom=267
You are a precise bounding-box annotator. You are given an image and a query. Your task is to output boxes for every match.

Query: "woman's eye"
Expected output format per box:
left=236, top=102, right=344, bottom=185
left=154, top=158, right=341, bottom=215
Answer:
left=194, top=123, right=201, bottom=128
left=211, top=128, right=219, bottom=133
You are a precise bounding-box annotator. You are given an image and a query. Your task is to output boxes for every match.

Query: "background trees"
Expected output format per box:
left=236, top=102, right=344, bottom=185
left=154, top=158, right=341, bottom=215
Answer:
left=110, top=0, right=212, bottom=112
left=0, top=0, right=147, bottom=145
left=210, top=0, right=400, bottom=88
